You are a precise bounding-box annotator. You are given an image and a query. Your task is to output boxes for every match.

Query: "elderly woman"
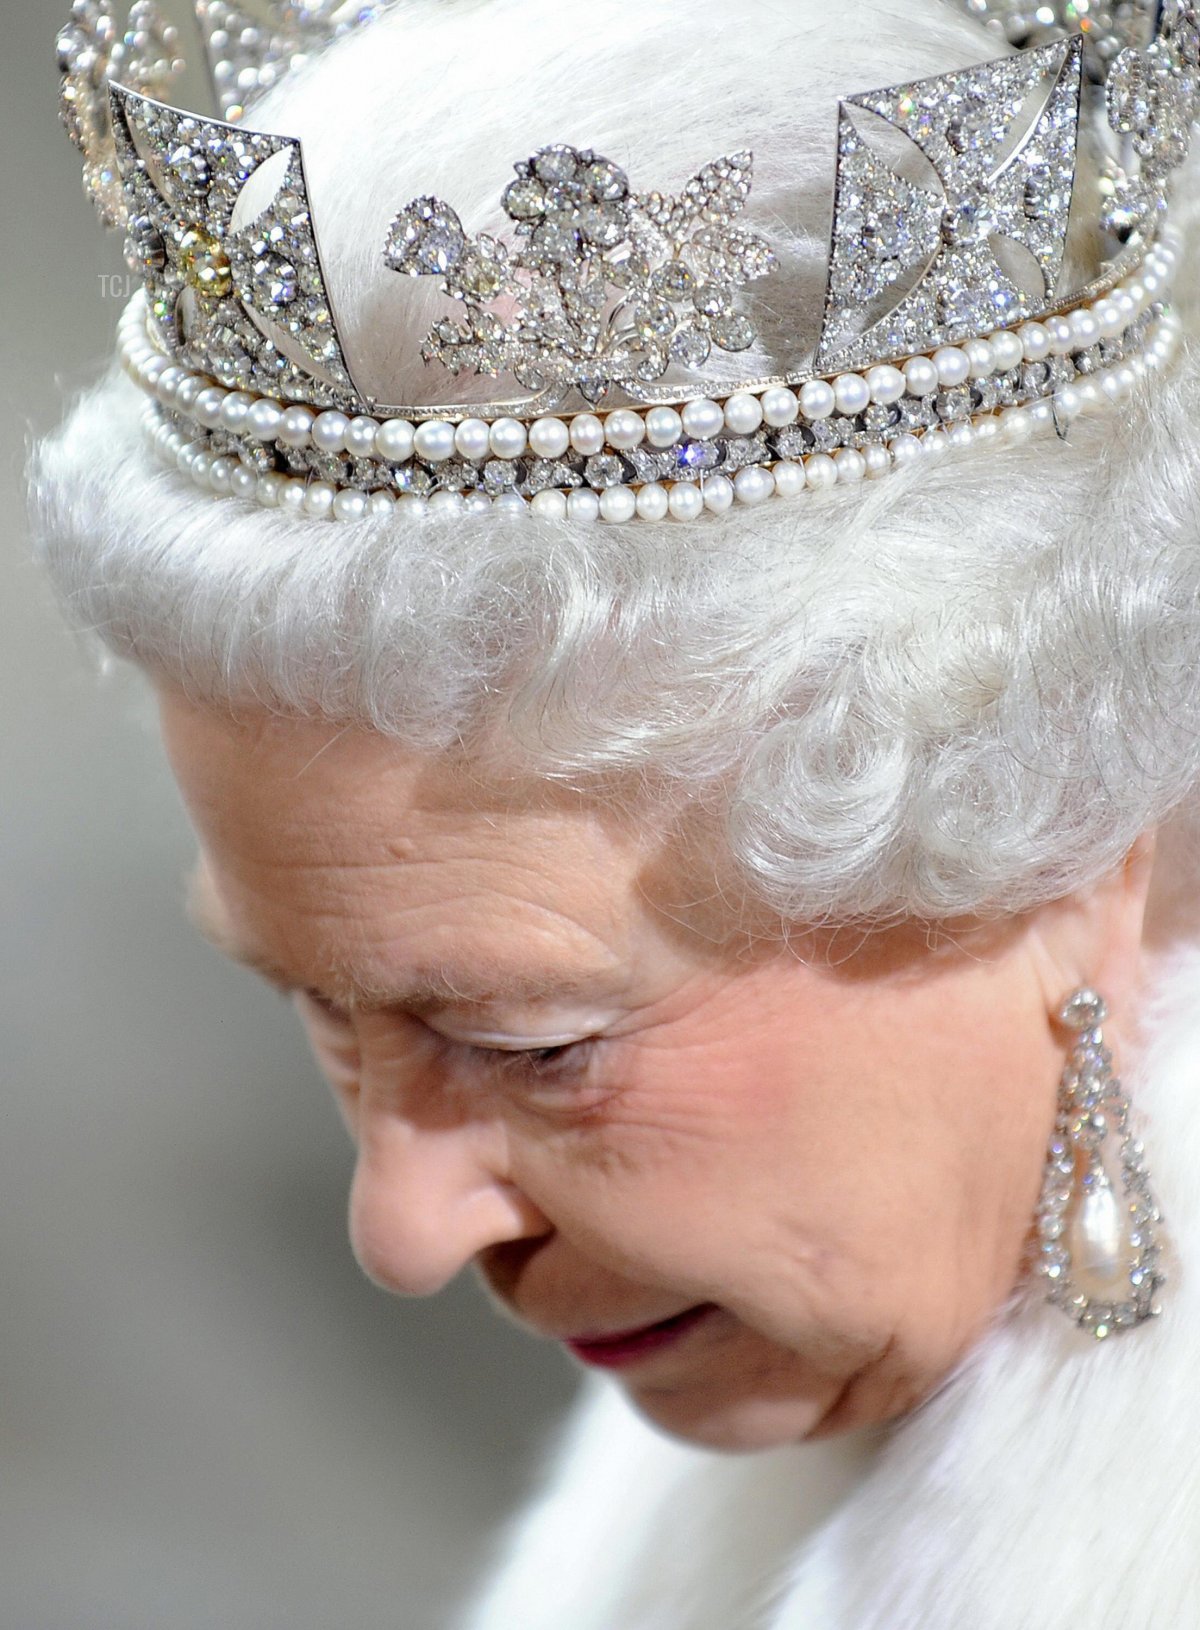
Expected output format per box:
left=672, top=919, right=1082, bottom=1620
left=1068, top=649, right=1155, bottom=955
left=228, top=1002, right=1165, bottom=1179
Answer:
left=33, top=0, right=1200, bottom=1623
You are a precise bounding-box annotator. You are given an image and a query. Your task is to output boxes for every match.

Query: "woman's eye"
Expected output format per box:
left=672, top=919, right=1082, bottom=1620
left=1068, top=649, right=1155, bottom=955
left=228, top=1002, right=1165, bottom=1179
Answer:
left=479, top=1039, right=594, bottom=1082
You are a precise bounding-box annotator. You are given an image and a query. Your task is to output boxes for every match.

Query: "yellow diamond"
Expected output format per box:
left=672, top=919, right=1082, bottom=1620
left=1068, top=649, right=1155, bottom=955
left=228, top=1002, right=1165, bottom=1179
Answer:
left=179, top=226, right=232, bottom=299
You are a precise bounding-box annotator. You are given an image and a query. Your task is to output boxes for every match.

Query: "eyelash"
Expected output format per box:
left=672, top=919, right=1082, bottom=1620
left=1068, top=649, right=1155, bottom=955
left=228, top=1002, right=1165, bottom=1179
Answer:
left=297, top=990, right=595, bottom=1084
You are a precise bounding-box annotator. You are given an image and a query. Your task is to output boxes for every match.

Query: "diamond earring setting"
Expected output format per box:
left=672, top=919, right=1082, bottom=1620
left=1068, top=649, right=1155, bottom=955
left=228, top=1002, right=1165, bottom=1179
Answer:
left=1034, top=988, right=1169, bottom=1340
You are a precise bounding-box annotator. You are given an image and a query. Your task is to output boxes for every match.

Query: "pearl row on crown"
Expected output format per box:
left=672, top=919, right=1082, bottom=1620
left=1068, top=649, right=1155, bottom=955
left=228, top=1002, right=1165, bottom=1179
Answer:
left=128, top=234, right=1181, bottom=524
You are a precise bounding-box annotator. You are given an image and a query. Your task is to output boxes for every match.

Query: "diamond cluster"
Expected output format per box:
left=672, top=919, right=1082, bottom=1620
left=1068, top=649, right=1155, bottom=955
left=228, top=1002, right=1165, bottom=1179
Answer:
left=111, top=85, right=360, bottom=405
left=819, top=39, right=1083, bottom=369
left=386, top=145, right=777, bottom=407
left=1034, top=989, right=1169, bottom=1339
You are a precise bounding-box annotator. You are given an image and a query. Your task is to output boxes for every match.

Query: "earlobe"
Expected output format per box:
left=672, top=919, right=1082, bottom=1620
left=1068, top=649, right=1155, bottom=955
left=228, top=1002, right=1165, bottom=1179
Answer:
left=1024, top=828, right=1159, bottom=1024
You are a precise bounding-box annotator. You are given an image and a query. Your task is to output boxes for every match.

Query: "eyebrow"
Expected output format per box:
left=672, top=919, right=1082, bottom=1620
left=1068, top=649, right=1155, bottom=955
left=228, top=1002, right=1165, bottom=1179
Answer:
left=184, top=866, right=616, bottom=1011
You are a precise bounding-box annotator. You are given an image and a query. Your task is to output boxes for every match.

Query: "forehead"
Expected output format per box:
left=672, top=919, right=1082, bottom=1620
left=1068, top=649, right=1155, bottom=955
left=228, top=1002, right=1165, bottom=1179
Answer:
left=157, top=691, right=663, bottom=1005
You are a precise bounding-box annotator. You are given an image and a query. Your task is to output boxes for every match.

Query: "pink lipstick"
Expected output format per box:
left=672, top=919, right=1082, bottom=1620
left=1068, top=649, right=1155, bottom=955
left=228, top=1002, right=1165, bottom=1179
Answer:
left=564, top=1304, right=716, bottom=1369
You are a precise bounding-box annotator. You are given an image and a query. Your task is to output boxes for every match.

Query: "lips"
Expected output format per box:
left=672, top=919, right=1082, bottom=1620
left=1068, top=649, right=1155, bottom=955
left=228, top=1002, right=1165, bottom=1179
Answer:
left=563, top=1303, right=717, bottom=1368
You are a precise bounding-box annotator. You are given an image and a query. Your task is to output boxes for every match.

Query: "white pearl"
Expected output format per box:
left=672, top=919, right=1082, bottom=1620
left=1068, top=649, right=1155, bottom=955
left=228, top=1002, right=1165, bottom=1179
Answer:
left=734, top=466, right=775, bottom=505
left=368, top=491, right=396, bottom=518
left=635, top=483, right=669, bottom=520
left=724, top=393, right=765, bottom=434
left=155, top=366, right=185, bottom=406
left=188, top=452, right=211, bottom=485
left=175, top=375, right=205, bottom=412
left=142, top=356, right=170, bottom=387
left=1076, top=379, right=1103, bottom=411
left=833, top=374, right=870, bottom=416
left=529, top=417, right=570, bottom=459
left=804, top=454, right=838, bottom=491
left=531, top=490, right=567, bottom=521
left=375, top=419, right=416, bottom=462
left=1101, top=370, right=1128, bottom=403
left=278, top=479, right=306, bottom=513
left=890, top=434, right=924, bottom=467
left=1142, top=271, right=1161, bottom=297
left=1095, top=301, right=1125, bottom=339
left=933, top=347, right=971, bottom=388
left=1019, top=322, right=1051, bottom=362
left=208, top=457, right=235, bottom=494
left=646, top=407, right=684, bottom=448
left=761, top=388, right=799, bottom=428
left=428, top=490, right=465, bottom=515
left=454, top=418, right=491, bottom=460
left=194, top=387, right=227, bottom=430
left=257, top=473, right=285, bottom=508
left=489, top=417, right=528, bottom=458
left=303, top=480, right=335, bottom=517
left=463, top=493, right=493, bottom=515
left=397, top=496, right=429, bottom=517
left=681, top=398, right=725, bottom=440
left=1069, top=309, right=1100, bottom=349
left=278, top=405, right=315, bottom=449
left=963, top=338, right=995, bottom=379
left=566, top=489, right=600, bottom=522
left=1114, top=290, right=1137, bottom=322
left=922, top=429, right=950, bottom=457
left=702, top=474, right=734, bottom=514
left=230, top=464, right=257, bottom=499
left=1045, top=316, right=1074, bottom=356
left=987, top=330, right=1023, bottom=373
left=246, top=398, right=283, bottom=441
left=605, top=410, right=645, bottom=451
left=1030, top=399, right=1056, bottom=426
left=569, top=414, right=606, bottom=455
left=947, top=424, right=974, bottom=451
left=219, top=392, right=253, bottom=433
left=492, top=492, right=528, bottom=516
left=771, top=461, right=806, bottom=498
left=312, top=410, right=350, bottom=452
left=599, top=485, right=637, bottom=524
left=333, top=488, right=369, bottom=522
left=668, top=483, right=705, bottom=521
left=863, top=444, right=892, bottom=480
left=1068, top=1162, right=1129, bottom=1298
left=972, top=417, right=999, bottom=444
left=834, top=448, right=867, bottom=484
left=799, top=379, right=836, bottom=420
left=866, top=365, right=906, bottom=405
left=342, top=415, right=378, bottom=458
left=1054, top=384, right=1083, bottom=420
left=413, top=421, right=456, bottom=462
left=903, top=357, right=939, bottom=397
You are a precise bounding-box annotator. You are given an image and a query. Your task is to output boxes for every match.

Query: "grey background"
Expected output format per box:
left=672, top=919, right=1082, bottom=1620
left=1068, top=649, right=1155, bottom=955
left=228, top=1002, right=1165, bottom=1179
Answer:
left=1, top=5, right=577, bottom=1627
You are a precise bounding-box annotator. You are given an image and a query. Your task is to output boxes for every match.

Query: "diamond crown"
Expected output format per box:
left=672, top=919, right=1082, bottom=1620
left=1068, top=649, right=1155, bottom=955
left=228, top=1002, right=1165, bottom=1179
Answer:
left=55, top=1, right=1197, bottom=524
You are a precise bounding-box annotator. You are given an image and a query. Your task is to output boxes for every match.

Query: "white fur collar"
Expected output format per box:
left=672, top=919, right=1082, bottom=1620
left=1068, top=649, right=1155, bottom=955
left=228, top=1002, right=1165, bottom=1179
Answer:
left=460, top=944, right=1200, bottom=1630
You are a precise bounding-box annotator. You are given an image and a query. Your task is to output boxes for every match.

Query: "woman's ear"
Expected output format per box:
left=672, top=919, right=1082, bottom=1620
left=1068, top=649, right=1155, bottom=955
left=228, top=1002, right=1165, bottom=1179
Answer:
left=1023, top=829, right=1159, bottom=1024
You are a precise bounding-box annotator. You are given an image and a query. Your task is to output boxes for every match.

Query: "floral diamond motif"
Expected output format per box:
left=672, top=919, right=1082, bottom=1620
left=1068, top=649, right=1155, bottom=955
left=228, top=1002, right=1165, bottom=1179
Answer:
left=385, top=144, right=777, bottom=406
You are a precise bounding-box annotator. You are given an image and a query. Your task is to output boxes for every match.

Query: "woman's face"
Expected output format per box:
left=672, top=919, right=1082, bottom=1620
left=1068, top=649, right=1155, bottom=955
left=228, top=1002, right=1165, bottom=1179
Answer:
left=158, top=691, right=1095, bottom=1451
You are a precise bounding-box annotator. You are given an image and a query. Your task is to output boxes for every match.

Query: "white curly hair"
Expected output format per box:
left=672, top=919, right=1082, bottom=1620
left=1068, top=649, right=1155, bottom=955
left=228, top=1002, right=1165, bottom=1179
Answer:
left=29, top=0, right=1200, bottom=926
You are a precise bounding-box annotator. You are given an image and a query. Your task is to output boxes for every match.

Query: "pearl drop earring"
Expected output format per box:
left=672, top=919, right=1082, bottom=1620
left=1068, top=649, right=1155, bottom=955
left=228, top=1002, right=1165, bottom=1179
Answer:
left=1033, top=987, right=1169, bottom=1339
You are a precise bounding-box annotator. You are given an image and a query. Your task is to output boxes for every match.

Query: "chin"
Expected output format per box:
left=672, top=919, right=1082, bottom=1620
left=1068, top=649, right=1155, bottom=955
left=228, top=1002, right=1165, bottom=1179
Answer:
left=623, top=1380, right=835, bottom=1453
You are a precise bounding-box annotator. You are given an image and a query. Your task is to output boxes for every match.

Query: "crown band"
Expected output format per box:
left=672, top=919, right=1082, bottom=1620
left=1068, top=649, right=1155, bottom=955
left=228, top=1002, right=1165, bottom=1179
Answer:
left=130, top=229, right=1182, bottom=523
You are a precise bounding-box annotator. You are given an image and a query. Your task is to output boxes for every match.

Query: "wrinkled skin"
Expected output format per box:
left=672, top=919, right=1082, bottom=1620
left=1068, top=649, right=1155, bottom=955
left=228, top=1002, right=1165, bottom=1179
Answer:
left=158, top=688, right=1157, bottom=1452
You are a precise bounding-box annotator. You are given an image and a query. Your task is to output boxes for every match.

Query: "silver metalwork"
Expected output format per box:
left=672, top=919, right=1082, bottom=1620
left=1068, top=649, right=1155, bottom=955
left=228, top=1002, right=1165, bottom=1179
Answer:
left=1034, top=987, right=1169, bottom=1339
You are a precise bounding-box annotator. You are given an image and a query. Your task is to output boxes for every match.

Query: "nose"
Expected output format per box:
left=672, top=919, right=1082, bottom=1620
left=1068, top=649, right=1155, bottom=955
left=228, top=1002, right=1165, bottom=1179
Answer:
left=348, top=1111, right=551, bottom=1297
